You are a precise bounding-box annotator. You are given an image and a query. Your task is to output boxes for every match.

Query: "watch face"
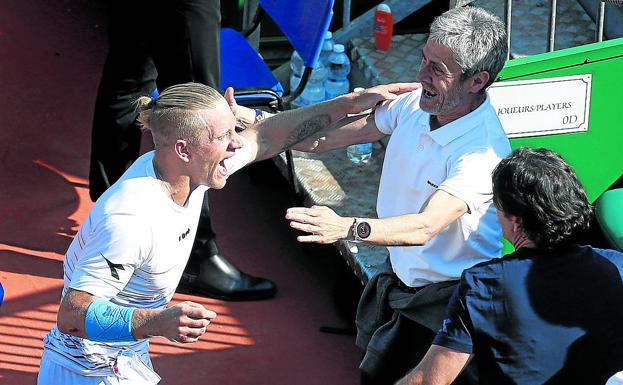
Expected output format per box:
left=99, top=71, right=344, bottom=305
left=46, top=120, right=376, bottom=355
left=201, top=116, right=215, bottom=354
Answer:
left=356, top=221, right=371, bottom=239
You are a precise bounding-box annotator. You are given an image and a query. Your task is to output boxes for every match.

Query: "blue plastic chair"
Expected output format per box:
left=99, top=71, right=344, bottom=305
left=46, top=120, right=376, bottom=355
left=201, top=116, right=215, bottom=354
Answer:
left=220, top=0, right=335, bottom=109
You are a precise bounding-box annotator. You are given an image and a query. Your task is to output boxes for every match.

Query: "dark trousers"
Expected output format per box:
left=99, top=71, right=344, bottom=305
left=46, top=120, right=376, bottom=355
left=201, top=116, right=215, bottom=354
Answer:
left=360, top=316, right=436, bottom=385
left=356, top=272, right=478, bottom=385
left=359, top=316, right=478, bottom=385
left=89, top=0, right=221, bottom=264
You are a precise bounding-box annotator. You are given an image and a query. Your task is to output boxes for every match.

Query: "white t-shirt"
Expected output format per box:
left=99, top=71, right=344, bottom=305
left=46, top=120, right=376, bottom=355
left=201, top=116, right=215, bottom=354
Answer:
left=42, top=137, right=252, bottom=376
left=375, top=89, right=511, bottom=287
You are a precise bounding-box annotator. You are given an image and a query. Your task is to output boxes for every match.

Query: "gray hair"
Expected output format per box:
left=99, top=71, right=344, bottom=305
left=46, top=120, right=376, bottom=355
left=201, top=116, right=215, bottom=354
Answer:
left=136, top=82, right=227, bottom=146
left=429, top=6, right=507, bottom=88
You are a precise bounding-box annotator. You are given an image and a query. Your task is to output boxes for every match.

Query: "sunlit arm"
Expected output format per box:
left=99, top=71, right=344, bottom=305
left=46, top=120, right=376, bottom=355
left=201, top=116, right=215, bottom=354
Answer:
left=240, top=98, right=348, bottom=163
left=290, top=112, right=387, bottom=153
left=396, top=345, right=472, bottom=385
left=57, top=288, right=216, bottom=343
left=239, top=83, right=420, bottom=163
left=286, top=190, right=467, bottom=246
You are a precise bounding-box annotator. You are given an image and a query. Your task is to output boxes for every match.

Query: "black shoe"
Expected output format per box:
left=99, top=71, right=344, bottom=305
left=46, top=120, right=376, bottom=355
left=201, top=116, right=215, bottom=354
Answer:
left=178, top=254, right=277, bottom=301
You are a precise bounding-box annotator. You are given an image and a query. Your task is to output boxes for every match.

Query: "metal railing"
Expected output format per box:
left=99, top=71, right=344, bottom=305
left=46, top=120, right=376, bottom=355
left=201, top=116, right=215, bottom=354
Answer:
left=501, top=0, right=622, bottom=58
left=339, top=0, right=621, bottom=59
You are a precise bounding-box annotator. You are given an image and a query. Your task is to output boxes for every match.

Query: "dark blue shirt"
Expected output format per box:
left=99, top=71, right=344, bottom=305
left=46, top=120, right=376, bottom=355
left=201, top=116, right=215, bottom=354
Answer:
left=433, top=245, right=623, bottom=385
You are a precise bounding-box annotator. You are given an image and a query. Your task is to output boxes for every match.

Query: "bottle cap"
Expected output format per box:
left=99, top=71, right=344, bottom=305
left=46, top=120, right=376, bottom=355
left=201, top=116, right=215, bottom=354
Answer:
left=377, top=3, right=391, bottom=12
left=333, top=44, right=345, bottom=53
left=325, top=31, right=333, bottom=39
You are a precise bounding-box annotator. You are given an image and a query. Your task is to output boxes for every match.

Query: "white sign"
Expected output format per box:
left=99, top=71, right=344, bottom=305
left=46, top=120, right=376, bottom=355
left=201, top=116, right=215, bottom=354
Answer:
left=488, top=74, right=592, bottom=138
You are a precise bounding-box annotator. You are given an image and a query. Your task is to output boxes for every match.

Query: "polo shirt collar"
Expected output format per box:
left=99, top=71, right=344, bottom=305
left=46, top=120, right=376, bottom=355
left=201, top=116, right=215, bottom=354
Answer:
left=426, top=94, right=492, bottom=146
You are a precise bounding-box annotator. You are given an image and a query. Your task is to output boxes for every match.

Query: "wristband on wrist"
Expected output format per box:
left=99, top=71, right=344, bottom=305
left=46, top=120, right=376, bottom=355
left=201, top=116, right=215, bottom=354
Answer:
left=85, top=298, right=136, bottom=342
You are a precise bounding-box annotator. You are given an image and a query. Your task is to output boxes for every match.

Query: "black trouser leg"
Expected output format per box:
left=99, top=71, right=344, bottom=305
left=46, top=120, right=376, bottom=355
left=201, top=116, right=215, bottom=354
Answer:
left=186, top=191, right=220, bottom=274
left=359, top=315, right=478, bottom=385
left=88, top=1, right=157, bottom=201
left=360, top=317, right=435, bottom=385
left=150, top=0, right=220, bottom=90
left=88, top=59, right=155, bottom=201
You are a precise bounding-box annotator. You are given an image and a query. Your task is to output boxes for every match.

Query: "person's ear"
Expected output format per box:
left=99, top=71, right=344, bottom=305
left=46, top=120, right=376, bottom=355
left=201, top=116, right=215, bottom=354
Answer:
left=510, top=215, right=521, bottom=234
left=174, top=140, right=191, bottom=163
left=467, top=71, right=490, bottom=94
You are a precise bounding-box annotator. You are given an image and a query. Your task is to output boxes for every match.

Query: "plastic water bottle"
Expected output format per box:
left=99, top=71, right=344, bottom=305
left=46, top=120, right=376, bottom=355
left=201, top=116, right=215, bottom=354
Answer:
left=319, top=31, right=335, bottom=67
left=289, top=50, right=307, bottom=107
left=346, top=87, right=374, bottom=165
left=289, top=50, right=304, bottom=93
left=347, top=142, right=373, bottom=165
left=325, top=44, right=351, bottom=100
left=298, top=64, right=327, bottom=106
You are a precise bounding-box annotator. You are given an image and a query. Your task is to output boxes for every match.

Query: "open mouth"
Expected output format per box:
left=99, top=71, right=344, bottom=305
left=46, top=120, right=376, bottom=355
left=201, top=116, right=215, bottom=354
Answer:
left=422, top=87, right=438, bottom=98
left=217, top=152, right=237, bottom=177
left=218, top=159, right=228, bottom=176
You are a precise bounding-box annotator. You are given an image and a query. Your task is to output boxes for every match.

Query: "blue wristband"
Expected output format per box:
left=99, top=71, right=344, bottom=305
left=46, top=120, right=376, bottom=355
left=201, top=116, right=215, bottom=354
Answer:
left=85, top=298, right=136, bottom=342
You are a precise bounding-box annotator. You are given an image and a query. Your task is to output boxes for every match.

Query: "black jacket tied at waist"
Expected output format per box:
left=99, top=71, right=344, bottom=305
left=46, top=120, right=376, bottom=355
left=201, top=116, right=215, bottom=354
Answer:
left=355, top=272, right=459, bottom=377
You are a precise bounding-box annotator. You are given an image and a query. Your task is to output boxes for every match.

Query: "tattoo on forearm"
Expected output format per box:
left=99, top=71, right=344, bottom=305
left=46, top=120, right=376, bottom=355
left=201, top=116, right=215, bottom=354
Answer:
left=282, top=114, right=331, bottom=150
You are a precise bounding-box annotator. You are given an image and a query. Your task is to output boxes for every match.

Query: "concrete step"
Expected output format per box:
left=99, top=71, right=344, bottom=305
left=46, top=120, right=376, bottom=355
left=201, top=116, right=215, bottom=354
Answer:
left=348, top=0, right=600, bottom=88
left=349, top=33, right=427, bottom=88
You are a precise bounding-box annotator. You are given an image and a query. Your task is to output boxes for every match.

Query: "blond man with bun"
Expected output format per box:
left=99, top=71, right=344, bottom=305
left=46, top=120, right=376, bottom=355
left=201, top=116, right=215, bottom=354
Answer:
left=38, top=81, right=418, bottom=385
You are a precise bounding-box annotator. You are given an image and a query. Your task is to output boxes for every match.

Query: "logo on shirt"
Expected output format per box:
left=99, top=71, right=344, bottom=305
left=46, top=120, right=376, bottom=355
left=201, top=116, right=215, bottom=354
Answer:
left=427, top=180, right=439, bottom=188
left=102, top=255, right=125, bottom=280
left=179, top=228, right=190, bottom=242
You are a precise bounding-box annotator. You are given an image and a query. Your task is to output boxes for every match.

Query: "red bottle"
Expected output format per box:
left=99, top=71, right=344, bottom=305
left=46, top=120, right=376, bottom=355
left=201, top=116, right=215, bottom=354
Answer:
left=374, top=4, right=393, bottom=51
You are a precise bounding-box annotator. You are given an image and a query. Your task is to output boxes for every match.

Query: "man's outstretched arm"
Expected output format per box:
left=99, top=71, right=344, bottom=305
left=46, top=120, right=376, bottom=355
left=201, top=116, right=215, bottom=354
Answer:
left=234, top=83, right=420, bottom=163
left=286, top=189, right=467, bottom=246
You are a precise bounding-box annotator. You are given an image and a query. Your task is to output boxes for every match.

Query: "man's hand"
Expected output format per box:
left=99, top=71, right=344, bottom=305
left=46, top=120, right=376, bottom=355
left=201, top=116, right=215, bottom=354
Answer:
left=340, top=82, right=421, bottom=115
left=224, top=87, right=257, bottom=131
left=285, top=206, right=353, bottom=244
left=291, top=135, right=327, bottom=152
left=135, top=301, right=217, bottom=343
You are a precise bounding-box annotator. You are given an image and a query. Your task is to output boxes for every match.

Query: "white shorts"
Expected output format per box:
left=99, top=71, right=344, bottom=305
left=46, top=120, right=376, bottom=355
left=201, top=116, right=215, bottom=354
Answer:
left=38, top=349, right=160, bottom=385
left=38, top=351, right=120, bottom=385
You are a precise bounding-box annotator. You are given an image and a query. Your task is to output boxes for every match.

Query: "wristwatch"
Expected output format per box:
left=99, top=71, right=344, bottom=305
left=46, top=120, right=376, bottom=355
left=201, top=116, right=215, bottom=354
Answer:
left=350, top=218, right=372, bottom=242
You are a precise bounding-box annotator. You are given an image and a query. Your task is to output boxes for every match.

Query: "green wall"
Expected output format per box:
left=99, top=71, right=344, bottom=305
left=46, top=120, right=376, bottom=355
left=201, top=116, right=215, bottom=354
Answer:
left=497, top=38, right=623, bottom=203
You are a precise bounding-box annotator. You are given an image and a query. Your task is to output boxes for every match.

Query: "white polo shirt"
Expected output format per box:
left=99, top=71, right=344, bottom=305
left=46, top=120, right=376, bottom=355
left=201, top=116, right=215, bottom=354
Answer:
left=374, top=89, right=511, bottom=287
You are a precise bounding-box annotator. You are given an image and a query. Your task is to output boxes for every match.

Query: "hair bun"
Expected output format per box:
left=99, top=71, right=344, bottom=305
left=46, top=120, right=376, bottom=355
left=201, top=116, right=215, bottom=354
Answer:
left=136, top=95, right=154, bottom=110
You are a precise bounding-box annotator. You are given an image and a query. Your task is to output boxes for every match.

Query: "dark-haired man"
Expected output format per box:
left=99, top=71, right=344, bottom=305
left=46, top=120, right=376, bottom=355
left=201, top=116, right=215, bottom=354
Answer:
left=398, top=147, right=623, bottom=385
